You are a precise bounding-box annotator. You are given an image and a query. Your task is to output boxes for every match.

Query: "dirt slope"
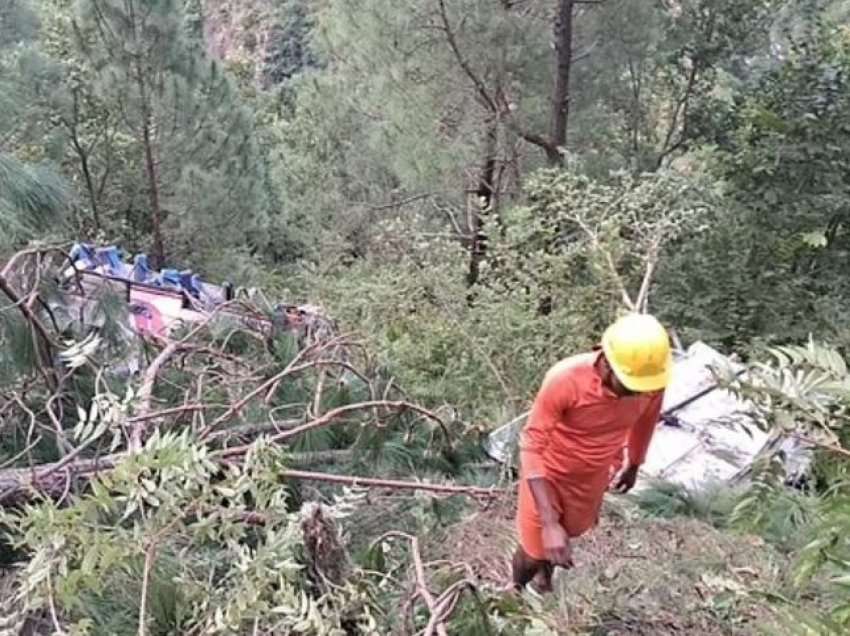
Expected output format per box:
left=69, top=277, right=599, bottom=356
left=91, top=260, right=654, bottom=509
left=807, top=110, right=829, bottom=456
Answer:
left=433, top=493, right=797, bottom=635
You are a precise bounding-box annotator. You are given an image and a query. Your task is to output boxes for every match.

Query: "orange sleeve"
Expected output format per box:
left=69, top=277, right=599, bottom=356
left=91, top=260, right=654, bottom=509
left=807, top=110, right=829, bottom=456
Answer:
left=626, top=391, right=664, bottom=467
left=519, top=369, right=577, bottom=479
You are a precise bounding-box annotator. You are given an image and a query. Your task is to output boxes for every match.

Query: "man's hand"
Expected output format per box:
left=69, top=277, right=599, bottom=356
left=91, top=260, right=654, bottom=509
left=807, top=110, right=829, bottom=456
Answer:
left=541, top=522, right=573, bottom=568
left=612, top=464, right=639, bottom=493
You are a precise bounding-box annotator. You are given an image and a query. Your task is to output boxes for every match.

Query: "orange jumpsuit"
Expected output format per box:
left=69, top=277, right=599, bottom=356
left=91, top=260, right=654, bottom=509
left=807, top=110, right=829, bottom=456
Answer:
left=517, top=351, right=663, bottom=561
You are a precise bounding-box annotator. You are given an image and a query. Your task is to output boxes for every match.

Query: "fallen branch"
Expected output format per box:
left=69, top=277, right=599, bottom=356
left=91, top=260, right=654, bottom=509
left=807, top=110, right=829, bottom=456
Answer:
left=0, top=454, right=118, bottom=504
left=127, top=403, right=226, bottom=425
left=275, top=470, right=501, bottom=499
left=379, top=531, right=448, bottom=636
left=131, top=340, right=182, bottom=450
left=216, top=400, right=449, bottom=458
left=0, top=446, right=500, bottom=505
left=376, top=532, right=492, bottom=636
left=199, top=338, right=348, bottom=438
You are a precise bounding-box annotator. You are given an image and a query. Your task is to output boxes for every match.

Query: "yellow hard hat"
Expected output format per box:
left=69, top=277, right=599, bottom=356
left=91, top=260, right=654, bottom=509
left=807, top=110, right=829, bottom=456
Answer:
left=601, top=313, right=672, bottom=392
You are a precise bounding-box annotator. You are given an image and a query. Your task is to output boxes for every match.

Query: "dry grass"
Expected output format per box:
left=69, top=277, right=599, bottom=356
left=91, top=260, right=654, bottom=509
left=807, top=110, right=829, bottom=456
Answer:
left=0, top=568, right=56, bottom=636
left=430, top=489, right=799, bottom=635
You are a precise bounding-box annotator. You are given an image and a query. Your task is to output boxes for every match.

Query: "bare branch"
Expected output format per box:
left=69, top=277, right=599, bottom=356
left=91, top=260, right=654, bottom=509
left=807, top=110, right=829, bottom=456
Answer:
left=571, top=213, right=636, bottom=310
left=138, top=543, right=156, bottom=636
left=634, top=241, right=661, bottom=313
left=436, top=0, right=498, bottom=113
left=0, top=449, right=500, bottom=505
left=367, top=192, right=434, bottom=212
left=503, top=118, right=559, bottom=156
left=376, top=531, right=491, bottom=635
left=131, top=340, right=182, bottom=450
left=217, top=400, right=449, bottom=458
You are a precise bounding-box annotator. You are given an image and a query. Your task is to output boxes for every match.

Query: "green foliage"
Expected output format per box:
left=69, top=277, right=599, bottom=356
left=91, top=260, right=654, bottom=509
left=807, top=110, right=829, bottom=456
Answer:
left=793, top=492, right=850, bottom=626
left=0, top=310, right=41, bottom=382
left=575, top=0, right=774, bottom=174
left=262, top=0, right=319, bottom=85
left=631, top=479, right=739, bottom=528
left=488, top=168, right=715, bottom=314
left=733, top=340, right=850, bottom=453
left=2, top=0, right=272, bottom=270
left=730, top=454, right=819, bottom=551
left=0, top=0, right=40, bottom=48
left=0, top=155, right=70, bottom=249
left=659, top=16, right=850, bottom=349
left=304, top=168, right=716, bottom=428
left=0, top=433, right=379, bottom=634
left=5, top=0, right=850, bottom=631
left=725, top=341, right=850, bottom=626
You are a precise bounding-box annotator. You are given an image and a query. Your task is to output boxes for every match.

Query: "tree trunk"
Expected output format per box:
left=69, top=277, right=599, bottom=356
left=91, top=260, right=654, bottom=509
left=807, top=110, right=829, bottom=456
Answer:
left=68, top=90, right=101, bottom=232
left=548, top=0, right=574, bottom=166
left=130, top=1, right=165, bottom=269
left=139, top=82, right=165, bottom=269
left=77, top=146, right=101, bottom=232
left=467, top=121, right=499, bottom=287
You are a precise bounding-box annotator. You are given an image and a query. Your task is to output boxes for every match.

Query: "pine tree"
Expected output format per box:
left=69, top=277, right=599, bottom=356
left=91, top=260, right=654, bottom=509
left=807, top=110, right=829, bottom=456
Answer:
left=262, top=0, right=319, bottom=87
left=0, top=156, right=70, bottom=250
left=74, top=0, right=266, bottom=269
left=0, top=0, right=71, bottom=250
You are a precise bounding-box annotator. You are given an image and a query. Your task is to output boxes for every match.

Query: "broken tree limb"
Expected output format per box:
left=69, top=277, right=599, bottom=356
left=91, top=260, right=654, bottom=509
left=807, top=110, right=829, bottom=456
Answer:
left=198, top=337, right=351, bottom=438
left=375, top=531, right=492, bottom=636
left=379, top=531, right=450, bottom=636
left=0, top=454, right=119, bottom=504
left=216, top=400, right=450, bottom=458
left=131, top=340, right=183, bottom=450
left=275, top=470, right=501, bottom=499
left=0, top=452, right=500, bottom=504
left=0, top=386, right=499, bottom=503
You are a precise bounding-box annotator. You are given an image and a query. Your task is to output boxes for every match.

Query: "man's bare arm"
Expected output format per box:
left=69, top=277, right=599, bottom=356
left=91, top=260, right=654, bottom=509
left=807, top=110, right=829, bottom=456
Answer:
left=528, top=477, right=573, bottom=567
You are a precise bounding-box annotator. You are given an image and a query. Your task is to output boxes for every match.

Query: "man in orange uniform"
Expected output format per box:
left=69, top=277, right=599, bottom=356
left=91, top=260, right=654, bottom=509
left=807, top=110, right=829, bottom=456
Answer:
left=512, top=313, right=672, bottom=592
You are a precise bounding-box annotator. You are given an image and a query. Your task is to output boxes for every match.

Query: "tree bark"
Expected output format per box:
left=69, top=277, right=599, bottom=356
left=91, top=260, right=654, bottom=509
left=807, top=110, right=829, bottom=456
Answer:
left=467, top=120, right=498, bottom=287
left=548, top=0, right=575, bottom=166
left=68, top=89, right=101, bottom=232
left=129, top=0, right=165, bottom=269
left=139, top=75, right=165, bottom=269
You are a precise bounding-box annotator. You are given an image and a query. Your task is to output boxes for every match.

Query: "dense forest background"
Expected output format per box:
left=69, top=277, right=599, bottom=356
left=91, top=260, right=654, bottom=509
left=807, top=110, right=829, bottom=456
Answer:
left=2, top=0, right=850, bottom=634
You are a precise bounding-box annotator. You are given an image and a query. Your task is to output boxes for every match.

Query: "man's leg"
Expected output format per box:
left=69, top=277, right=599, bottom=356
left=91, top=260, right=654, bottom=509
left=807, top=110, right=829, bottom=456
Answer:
left=531, top=560, right=554, bottom=593
left=511, top=545, right=553, bottom=592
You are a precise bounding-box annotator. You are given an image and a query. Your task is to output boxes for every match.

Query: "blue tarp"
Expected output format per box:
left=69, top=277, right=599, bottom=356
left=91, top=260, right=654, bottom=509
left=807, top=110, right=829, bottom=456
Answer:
left=131, top=254, right=151, bottom=282
left=96, top=246, right=124, bottom=275
left=66, top=242, right=234, bottom=306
